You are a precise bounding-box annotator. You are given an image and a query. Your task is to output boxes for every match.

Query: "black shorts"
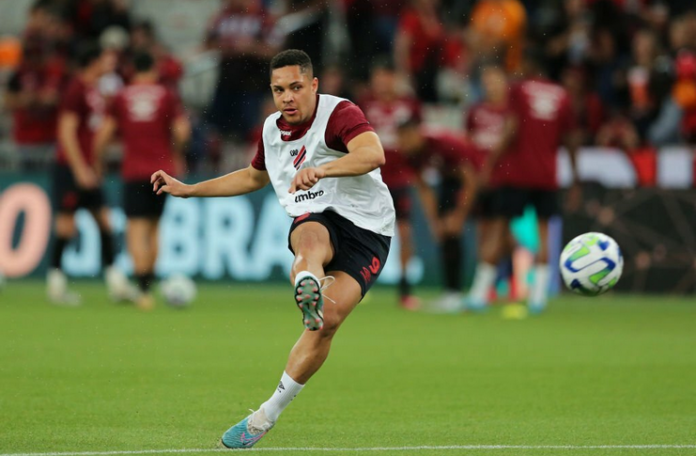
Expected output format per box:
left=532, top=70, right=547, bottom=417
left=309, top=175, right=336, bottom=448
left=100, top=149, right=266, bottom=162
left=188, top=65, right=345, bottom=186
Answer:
left=124, top=180, right=167, bottom=218
left=52, top=163, right=105, bottom=213
left=438, top=177, right=462, bottom=216
left=288, top=210, right=391, bottom=296
left=389, top=186, right=412, bottom=221
left=473, top=190, right=496, bottom=219
left=490, top=187, right=559, bottom=219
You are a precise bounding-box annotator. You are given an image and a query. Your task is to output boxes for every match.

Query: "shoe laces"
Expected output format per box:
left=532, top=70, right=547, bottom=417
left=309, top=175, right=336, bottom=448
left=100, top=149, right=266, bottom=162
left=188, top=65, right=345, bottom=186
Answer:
left=319, top=275, right=336, bottom=304
left=247, top=408, right=274, bottom=434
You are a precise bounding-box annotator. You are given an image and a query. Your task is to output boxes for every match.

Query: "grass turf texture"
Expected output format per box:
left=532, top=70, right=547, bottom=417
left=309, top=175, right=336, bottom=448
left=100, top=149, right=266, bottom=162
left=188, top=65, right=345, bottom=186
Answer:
left=0, top=281, right=695, bottom=456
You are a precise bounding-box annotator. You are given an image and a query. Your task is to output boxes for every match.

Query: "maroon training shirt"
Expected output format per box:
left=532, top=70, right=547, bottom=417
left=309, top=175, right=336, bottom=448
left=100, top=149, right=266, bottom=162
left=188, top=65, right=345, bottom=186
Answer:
left=406, top=130, right=483, bottom=177
left=108, top=82, right=184, bottom=181
left=494, top=78, right=575, bottom=189
left=56, top=77, right=105, bottom=166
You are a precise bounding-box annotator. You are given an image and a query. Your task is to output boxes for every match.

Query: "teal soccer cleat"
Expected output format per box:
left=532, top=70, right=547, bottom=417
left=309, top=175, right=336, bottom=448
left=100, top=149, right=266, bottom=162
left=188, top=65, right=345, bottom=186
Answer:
left=295, top=274, right=334, bottom=331
left=220, top=409, right=274, bottom=449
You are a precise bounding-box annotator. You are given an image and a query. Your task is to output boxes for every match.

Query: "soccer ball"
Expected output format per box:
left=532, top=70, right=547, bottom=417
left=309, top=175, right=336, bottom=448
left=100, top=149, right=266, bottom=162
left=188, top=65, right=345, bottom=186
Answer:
left=559, top=232, right=623, bottom=296
left=161, top=274, right=197, bottom=308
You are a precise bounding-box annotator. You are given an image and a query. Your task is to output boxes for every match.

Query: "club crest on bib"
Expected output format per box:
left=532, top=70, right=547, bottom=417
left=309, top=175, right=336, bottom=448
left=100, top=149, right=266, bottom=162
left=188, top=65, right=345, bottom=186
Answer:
left=293, top=146, right=307, bottom=170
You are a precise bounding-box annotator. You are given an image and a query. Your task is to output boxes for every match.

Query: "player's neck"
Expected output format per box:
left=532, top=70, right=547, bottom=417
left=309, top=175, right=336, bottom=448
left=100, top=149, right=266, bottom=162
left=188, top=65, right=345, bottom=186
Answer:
left=133, top=73, right=157, bottom=84
left=79, top=69, right=99, bottom=85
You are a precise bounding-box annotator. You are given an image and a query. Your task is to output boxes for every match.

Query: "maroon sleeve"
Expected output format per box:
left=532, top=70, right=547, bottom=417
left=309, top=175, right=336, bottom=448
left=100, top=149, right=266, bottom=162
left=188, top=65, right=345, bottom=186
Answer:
left=325, top=101, right=375, bottom=153
left=251, top=137, right=266, bottom=170
left=59, top=81, right=85, bottom=116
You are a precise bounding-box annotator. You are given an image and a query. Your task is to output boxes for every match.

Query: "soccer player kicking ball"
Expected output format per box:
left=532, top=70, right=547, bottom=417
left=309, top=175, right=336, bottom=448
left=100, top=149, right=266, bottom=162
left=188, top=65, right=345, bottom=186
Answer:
left=151, top=50, right=394, bottom=449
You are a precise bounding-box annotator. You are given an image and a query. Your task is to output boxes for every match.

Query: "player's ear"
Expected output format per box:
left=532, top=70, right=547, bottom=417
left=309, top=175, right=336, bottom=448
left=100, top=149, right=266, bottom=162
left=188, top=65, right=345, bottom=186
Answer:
left=312, top=77, right=318, bottom=94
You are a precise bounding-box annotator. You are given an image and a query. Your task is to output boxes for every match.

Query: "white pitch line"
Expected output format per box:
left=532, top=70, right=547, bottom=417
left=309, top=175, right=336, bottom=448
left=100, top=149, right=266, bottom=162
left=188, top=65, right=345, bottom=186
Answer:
left=2, top=445, right=696, bottom=456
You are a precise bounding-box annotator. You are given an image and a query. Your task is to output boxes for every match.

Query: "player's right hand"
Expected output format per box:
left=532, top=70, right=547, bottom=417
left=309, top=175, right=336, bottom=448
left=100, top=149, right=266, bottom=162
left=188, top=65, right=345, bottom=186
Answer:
left=75, top=165, right=98, bottom=190
left=151, top=170, right=190, bottom=198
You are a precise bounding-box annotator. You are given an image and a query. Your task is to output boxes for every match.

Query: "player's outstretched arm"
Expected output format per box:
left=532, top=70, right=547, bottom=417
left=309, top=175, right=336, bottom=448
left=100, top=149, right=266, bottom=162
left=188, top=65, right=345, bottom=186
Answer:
left=151, top=165, right=270, bottom=198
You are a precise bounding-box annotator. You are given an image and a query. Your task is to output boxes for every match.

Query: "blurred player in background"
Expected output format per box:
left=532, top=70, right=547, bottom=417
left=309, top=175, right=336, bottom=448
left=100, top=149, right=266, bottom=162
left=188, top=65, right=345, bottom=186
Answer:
left=359, top=59, right=421, bottom=310
left=94, top=51, right=190, bottom=310
left=465, top=60, right=516, bottom=310
left=151, top=50, right=394, bottom=448
left=48, top=43, right=130, bottom=305
left=396, top=117, right=480, bottom=313
left=468, top=49, right=581, bottom=314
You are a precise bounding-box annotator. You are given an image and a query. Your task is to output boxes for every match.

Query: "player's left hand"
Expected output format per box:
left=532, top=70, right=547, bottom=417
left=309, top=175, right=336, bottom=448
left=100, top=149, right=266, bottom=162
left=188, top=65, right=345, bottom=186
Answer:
left=289, top=167, right=326, bottom=193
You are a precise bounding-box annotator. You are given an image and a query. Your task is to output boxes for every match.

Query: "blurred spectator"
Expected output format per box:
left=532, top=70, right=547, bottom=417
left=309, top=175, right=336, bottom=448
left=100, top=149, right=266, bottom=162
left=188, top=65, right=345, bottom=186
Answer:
left=121, top=20, right=183, bottom=88
left=394, top=0, right=449, bottom=102
left=560, top=66, right=604, bottom=145
left=204, top=0, right=283, bottom=138
left=344, top=0, right=406, bottom=81
left=468, top=0, right=527, bottom=73
left=543, top=0, right=592, bottom=81
left=626, top=28, right=663, bottom=139
left=4, top=41, right=67, bottom=169
left=319, top=64, right=352, bottom=99
left=280, top=0, right=328, bottom=73
left=64, top=0, right=131, bottom=42
left=587, top=27, right=630, bottom=108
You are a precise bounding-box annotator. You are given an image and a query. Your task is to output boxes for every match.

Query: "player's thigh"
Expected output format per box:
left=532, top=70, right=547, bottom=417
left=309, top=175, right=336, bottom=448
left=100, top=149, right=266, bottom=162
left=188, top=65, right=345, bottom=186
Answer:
left=318, top=270, right=363, bottom=332
left=54, top=212, right=76, bottom=238
left=290, top=221, right=334, bottom=264
left=397, top=216, right=413, bottom=239
left=90, top=206, right=112, bottom=232
left=390, top=187, right=413, bottom=222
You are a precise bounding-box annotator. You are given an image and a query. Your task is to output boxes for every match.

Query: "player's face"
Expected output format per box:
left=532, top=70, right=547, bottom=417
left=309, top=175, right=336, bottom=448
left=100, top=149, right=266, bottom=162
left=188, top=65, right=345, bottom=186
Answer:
left=481, top=66, right=507, bottom=103
left=271, top=65, right=319, bottom=125
left=396, top=126, right=423, bottom=156
left=371, top=68, right=395, bottom=99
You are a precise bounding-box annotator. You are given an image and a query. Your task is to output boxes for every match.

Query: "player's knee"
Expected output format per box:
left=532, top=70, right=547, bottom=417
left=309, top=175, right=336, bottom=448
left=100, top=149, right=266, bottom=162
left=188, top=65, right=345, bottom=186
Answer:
left=319, top=315, right=342, bottom=337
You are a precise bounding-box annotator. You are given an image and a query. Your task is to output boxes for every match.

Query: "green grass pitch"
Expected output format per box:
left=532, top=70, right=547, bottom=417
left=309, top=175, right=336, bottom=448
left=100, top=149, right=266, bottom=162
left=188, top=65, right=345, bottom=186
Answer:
left=1, top=281, right=695, bottom=456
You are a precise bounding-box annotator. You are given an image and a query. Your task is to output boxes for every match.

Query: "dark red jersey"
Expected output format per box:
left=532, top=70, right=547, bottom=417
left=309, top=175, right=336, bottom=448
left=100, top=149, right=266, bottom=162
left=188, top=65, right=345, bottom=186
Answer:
left=406, top=130, right=483, bottom=178
left=109, top=82, right=184, bottom=181
left=495, top=78, right=575, bottom=189
left=56, top=77, right=105, bottom=165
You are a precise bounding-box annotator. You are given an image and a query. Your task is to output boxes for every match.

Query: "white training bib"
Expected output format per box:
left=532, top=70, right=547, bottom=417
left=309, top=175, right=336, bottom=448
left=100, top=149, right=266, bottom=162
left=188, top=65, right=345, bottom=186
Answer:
left=262, top=94, right=395, bottom=237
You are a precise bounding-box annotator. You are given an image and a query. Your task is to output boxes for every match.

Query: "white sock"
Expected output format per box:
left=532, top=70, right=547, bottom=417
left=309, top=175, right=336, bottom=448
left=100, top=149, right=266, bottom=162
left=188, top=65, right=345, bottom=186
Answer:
left=261, top=371, right=304, bottom=422
left=294, top=270, right=319, bottom=287
left=468, top=262, right=497, bottom=304
left=529, top=264, right=550, bottom=305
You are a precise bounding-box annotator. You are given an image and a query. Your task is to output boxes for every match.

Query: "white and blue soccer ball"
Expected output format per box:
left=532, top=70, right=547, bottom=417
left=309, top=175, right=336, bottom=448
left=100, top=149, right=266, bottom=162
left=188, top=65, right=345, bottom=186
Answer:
left=559, top=232, right=623, bottom=296
left=161, top=274, right=197, bottom=308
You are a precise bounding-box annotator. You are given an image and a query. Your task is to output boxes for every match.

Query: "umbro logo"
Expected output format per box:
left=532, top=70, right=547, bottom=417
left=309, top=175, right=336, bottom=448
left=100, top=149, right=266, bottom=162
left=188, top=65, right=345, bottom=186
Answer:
left=277, top=381, right=285, bottom=393
left=294, top=189, right=324, bottom=203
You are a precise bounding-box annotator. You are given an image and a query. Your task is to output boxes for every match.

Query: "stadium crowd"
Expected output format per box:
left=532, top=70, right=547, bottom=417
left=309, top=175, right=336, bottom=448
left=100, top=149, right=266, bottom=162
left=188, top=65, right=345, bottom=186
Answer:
left=2, top=0, right=696, bottom=173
